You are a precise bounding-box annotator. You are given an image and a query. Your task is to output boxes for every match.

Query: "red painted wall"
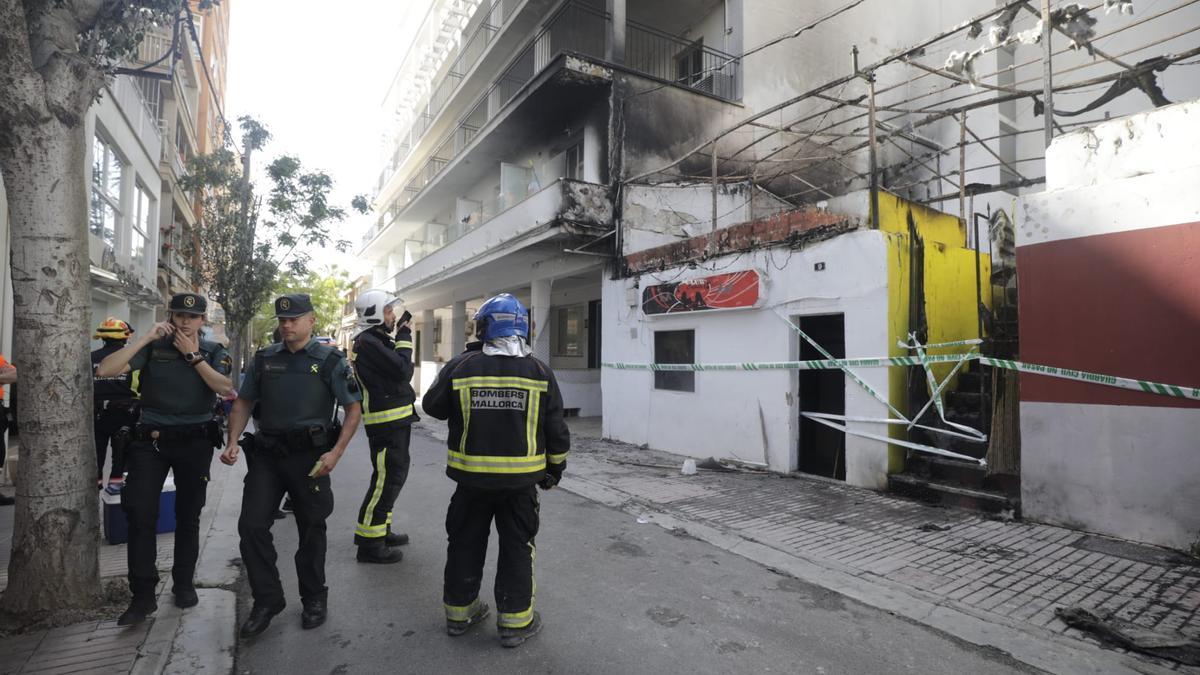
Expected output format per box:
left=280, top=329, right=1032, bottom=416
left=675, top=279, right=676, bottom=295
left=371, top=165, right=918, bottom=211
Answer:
left=1017, top=220, right=1200, bottom=408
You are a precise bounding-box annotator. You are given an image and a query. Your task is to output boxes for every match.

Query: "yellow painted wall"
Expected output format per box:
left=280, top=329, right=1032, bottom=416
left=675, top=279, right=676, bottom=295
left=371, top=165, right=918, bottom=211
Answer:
left=877, top=192, right=990, bottom=473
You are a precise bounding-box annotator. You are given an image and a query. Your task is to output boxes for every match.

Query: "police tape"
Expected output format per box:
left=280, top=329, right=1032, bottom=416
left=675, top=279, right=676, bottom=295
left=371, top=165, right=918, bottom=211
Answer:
left=801, top=412, right=986, bottom=465
left=979, top=358, right=1200, bottom=401
left=602, top=353, right=971, bottom=372
left=603, top=355, right=1200, bottom=400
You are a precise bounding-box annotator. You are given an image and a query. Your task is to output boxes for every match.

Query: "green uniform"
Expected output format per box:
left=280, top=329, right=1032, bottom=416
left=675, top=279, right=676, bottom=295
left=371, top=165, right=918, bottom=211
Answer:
left=239, top=339, right=360, bottom=430
left=236, top=337, right=361, bottom=609
left=129, top=337, right=230, bottom=426
left=121, top=335, right=230, bottom=606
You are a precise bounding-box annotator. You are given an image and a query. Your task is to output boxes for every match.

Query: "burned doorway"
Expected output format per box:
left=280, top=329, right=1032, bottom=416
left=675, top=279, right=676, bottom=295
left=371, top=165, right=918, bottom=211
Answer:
left=797, top=314, right=846, bottom=480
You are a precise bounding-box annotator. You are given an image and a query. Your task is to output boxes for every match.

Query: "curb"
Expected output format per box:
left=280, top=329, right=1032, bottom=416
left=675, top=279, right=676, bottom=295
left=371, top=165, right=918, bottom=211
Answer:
left=558, top=473, right=1174, bottom=675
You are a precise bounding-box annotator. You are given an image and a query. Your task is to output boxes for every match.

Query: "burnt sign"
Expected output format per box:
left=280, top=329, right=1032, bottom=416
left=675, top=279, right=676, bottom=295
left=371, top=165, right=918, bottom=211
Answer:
left=641, top=270, right=764, bottom=316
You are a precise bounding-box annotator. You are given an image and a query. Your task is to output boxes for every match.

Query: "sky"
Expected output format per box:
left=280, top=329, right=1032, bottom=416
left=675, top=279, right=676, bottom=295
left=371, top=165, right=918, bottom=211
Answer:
left=224, top=0, right=434, bottom=278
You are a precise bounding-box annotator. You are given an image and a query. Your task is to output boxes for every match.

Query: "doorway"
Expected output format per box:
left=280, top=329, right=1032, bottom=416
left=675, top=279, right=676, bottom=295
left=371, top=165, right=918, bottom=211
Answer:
left=797, top=314, right=846, bottom=480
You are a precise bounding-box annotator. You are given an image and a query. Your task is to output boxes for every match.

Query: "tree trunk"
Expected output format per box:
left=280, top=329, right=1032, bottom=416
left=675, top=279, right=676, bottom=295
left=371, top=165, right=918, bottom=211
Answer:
left=229, top=324, right=245, bottom=384
left=0, top=121, right=101, bottom=613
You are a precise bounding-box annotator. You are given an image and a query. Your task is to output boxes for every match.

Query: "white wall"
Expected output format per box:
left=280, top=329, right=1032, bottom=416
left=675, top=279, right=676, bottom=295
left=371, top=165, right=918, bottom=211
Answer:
left=622, top=182, right=753, bottom=254
left=1017, top=101, right=1200, bottom=550
left=602, top=229, right=892, bottom=487
left=1021, top=403, right=1200, bottom=550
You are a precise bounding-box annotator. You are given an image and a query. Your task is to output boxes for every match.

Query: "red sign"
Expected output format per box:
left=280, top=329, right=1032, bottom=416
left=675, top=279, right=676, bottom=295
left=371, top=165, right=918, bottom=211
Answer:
left=642, top=270, right=763, bottom=316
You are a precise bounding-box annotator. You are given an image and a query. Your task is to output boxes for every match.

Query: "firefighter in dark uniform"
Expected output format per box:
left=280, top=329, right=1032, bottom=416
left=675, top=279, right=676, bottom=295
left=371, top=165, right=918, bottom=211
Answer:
left=422, top=293, right=570, bottom=648
left=96, top=293, right=233, bottom=626
left=349, top=289, right=416, bottom=564
left=221, top=294, right=363, bottom=638
left=91, top=318, right=139, bottom=491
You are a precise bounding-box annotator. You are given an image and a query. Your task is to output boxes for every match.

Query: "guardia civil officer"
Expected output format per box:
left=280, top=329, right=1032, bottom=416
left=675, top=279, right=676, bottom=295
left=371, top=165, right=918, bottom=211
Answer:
left=96, top=293, right=233, bottom=626
left=349, top=289, right=416, bottom=564
left=422, top=293, right=570, bottom=648
left=221, top=294, right=362, bottom=637
left=92, top=318, right=139, bottom=491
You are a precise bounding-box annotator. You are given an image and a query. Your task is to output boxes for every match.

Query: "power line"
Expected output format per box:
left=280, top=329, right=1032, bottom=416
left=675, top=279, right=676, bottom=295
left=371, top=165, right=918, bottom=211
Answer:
left=184, top=6, right=241, bottom=157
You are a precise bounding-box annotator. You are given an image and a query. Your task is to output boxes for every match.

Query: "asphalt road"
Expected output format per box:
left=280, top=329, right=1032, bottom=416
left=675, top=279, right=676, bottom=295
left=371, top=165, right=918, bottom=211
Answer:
left=234, top=425, right=1036, bottom=675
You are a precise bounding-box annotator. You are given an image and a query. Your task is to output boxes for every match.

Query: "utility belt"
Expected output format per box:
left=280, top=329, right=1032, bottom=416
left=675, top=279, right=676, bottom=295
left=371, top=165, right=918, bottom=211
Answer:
left=133, top=421, right=222, bottom=448
left=97, top=398, right=138, bottom=412
left=249, top=425, right=332, bottom=457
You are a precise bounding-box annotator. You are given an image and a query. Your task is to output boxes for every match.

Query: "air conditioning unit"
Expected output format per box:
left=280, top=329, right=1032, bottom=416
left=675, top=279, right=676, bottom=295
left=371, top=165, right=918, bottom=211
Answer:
left=692, top=73, right=733, bottom=98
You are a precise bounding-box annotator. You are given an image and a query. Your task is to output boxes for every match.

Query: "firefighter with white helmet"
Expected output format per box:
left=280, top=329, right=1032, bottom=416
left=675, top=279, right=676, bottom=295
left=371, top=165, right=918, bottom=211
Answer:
left=348, top=289, right=417, bottom=563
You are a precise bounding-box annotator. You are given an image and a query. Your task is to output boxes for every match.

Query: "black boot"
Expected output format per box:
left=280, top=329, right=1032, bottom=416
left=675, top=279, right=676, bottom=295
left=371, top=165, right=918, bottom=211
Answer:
left=173, top=585, right=199, bottom=609
left=499, top=611, right=543, bottom=648
left=446, top=602, right=490, bottom=636
left=117, top=597, right=157, bottom=626
left=301, top=599, right=327, bottom=629
left=239, top=602, right=285, bottom=638
left=384, top=531, right=409, bottom=547
left=356, top=545, right=403, bottom=564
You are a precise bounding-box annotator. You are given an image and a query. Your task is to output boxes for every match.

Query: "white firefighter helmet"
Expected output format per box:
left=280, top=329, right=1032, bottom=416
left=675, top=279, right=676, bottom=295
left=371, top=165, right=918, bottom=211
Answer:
left=354, top=289, right=400, bottom=335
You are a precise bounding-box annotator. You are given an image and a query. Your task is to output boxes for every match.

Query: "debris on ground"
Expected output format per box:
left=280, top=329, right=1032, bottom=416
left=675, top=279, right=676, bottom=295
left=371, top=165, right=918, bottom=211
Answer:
left=697, top=457, right=738, bottom=473
left=1056, top=606, right=1200, bottom=666
left=918, top=522, right=953, bottom=532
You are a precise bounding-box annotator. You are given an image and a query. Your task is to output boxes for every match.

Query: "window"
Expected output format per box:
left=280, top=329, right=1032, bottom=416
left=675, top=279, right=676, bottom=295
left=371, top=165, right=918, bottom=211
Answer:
left=654, top=330, right=694, bottom=392
left=90, top=135, right=122, bottom=249
left=131, top=186, right=152, bottom=271
left=433, top=318, right=443, bottom=344
left=675, top=39, right=705, bottom=87
left=564, top=143, right=583, bottom=181
left=553, top=305, right=584, bottom=357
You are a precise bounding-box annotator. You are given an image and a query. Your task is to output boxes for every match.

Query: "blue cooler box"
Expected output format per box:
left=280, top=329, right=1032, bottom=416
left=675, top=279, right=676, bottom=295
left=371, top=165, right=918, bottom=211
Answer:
left=102, top=475, right=177, bottom=545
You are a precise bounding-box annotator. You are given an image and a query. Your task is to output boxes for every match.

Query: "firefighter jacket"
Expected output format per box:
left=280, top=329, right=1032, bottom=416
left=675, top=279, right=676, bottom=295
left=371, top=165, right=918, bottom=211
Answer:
left=92, top=341, right=138, bottom=402
left=422, top=342, right=570, bottom=490
left=352, top=326, right=417, bottom=427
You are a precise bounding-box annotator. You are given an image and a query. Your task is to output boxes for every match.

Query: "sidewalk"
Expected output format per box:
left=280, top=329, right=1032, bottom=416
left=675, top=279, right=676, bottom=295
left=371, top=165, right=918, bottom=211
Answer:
left=0, top=455, right=243, bottom=675
left=543, top=424, right=1200, bottom=674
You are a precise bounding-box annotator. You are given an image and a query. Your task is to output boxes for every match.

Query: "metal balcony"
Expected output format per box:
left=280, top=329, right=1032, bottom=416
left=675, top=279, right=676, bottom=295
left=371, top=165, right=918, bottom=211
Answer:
left=373, top=0, right=740, bottom=207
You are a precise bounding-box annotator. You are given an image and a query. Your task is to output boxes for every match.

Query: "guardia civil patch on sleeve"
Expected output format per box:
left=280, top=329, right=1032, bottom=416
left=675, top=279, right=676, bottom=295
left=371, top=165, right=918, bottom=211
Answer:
left=219, top=354, right=233, bottom=372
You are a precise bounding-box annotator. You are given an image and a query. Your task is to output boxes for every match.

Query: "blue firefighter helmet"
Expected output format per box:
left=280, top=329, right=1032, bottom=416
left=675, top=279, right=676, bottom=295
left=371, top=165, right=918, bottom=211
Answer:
left=474, top=293, right=529, bottom=341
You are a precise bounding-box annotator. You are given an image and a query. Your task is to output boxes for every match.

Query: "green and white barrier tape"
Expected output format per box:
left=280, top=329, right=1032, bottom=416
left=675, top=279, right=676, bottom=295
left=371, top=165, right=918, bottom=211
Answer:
left=604, top=355, right=1200, bottom=400
left=602, top=353, right=969, bottom=372
left=979, top=358, right=1200, bottom=401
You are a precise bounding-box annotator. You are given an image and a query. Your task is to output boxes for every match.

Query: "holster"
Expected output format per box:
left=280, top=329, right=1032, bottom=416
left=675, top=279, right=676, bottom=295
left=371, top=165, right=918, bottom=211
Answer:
left=112, top=425, right=133, bottom=454
left=239, top=432, right=257, bottom=456
left=205, top=420, right=223, bottom=449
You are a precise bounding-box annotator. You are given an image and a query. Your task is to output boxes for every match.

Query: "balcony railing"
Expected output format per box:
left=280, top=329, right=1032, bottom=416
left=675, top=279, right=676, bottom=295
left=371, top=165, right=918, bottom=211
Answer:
left=375, top=0, right=521, bottom=197
left=112, top=76, right=163, bottom=163
left=372, top=0, right=740, bottom=206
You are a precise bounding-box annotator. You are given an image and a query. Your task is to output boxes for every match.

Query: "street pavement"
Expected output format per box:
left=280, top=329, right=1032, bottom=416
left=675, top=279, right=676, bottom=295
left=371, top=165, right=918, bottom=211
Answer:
left=233, top=424, right=1036, bottom=675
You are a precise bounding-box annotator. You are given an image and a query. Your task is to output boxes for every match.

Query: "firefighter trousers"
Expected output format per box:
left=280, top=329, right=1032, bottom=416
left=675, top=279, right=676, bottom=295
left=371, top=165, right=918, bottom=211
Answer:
left=354, top=423, right=411, bottom=546
left=443, top=484, right=539, bottom=629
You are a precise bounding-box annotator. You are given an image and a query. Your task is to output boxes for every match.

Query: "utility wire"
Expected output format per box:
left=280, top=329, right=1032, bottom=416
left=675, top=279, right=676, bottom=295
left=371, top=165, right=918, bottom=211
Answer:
left=184, top=7, right=242, bottom=157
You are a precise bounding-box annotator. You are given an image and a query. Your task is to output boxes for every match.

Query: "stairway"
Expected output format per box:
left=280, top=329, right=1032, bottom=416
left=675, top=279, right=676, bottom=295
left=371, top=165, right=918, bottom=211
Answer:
left=889, top=286, right=1021, bottom=515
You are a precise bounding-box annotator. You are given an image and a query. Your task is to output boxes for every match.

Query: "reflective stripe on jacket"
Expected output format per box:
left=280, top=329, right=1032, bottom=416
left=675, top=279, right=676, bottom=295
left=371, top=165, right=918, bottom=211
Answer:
left=421, top=342, right=570, bottom=490
left=352, top=326, right=417, bottom=427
